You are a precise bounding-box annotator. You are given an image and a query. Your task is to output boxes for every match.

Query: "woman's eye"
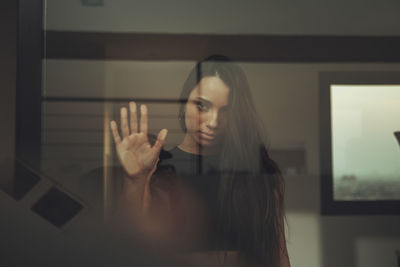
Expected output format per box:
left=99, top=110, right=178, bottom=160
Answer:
left=196, top=102, right=208, bottom=111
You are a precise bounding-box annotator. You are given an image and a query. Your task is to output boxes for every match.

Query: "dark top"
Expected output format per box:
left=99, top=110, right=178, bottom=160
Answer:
left=155, top=146, right=235, bottom=251
left=157, top=146, right=221, bottom=201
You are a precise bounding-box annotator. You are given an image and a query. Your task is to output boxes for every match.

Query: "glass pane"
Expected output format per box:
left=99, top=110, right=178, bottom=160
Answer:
left=331, top=85, right=400, bottom=200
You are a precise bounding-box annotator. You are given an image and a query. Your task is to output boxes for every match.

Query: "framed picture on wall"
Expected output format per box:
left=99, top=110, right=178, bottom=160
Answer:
left=319, top=72, right=400, bottom=215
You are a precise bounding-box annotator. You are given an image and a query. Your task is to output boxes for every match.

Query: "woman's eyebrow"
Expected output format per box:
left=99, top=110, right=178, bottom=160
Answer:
left=195, top=97, right=212, bottom=105
left=194, top=96, right=230, bottom=108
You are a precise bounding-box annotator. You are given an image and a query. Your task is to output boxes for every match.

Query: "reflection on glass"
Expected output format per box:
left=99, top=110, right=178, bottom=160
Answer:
left=331, top=85, right=400, bottom=200
left=108, top=56, right=290, bottom=266
left=40, top=55, right=292, bottom=266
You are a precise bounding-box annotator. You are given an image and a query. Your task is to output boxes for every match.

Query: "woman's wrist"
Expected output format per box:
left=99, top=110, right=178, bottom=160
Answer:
left=121, top=173, right=148, bottom=197
left=123, top=162, right=157, bottom=183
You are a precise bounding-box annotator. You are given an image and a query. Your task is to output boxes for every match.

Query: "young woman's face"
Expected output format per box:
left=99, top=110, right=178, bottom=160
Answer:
left=184, top=76, right=230, bottom=147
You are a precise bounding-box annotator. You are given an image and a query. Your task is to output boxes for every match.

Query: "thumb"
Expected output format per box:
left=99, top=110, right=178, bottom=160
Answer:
left=152, top=129, right=168, bottom=154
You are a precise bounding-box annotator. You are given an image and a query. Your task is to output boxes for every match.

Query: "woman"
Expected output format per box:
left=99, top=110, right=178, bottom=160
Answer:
left=110, top=55, right=290, bottom=266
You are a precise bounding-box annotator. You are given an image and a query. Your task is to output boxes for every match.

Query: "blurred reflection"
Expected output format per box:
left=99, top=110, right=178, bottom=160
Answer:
left=110, top=55, right=290, bottom=267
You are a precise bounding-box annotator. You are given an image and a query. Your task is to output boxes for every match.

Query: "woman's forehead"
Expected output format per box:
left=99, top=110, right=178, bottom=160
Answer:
left=189, top=77, right=230, bottom=106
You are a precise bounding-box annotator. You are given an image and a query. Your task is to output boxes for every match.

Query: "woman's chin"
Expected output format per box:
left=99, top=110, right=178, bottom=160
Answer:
left=198, top=137, right=221, bottom=148
left=186, top=133, right=221, bottom=150
left=199, top=141, right=215, bottom=147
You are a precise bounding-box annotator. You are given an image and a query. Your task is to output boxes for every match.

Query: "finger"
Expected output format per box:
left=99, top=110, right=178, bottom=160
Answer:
left=140, top=104, right=148, bottom=135
left=110, top=121, right=121, bottom=145
left=152, top=129, right=168, bottom=153
left=120, top=107, right=129, bottom=138
left=129, top=101, right=138, bottom=134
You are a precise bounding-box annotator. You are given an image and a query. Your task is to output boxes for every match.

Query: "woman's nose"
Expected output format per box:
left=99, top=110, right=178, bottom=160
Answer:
left=206, top=111, right=219, bottom=129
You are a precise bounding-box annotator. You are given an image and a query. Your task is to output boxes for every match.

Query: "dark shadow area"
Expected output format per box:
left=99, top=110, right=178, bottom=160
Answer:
left=0, top=159, right=40, bottom=200
left=31, top=187, right=84, bottom=228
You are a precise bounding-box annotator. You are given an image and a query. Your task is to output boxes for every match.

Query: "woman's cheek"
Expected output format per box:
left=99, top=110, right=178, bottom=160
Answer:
left=185, top=109, right=201, bottom=132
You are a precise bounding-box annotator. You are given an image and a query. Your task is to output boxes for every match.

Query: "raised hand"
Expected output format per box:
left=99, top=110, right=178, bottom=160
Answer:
left=110, top=102, right=168, bottom=181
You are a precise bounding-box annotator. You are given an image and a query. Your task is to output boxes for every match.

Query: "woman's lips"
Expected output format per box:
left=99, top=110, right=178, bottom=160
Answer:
left=199, top=131, right=216, bottom=140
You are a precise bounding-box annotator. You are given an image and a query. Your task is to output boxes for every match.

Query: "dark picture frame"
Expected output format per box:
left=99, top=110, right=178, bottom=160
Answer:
left=319, top=72, right=400, bottom=215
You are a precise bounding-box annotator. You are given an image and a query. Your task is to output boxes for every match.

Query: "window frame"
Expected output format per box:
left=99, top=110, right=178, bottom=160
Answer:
left=319, top=71, right=400, bottom=215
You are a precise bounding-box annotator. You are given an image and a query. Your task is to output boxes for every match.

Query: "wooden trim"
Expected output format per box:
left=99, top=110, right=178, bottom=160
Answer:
left=45, top=31, right=400, bottom=62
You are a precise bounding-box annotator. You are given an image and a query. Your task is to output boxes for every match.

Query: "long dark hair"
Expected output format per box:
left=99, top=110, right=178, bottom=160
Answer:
left=178, top=55, right=287, bottom=266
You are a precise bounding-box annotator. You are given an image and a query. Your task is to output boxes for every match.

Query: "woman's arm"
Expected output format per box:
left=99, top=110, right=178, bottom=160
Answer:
left=116, top=172, right=153, bottom=225
left=110, top=102, right=169, bottom=236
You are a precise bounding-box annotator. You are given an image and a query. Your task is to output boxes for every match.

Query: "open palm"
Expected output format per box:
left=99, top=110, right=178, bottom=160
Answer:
left=110, top=102, right=167, bottom=180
